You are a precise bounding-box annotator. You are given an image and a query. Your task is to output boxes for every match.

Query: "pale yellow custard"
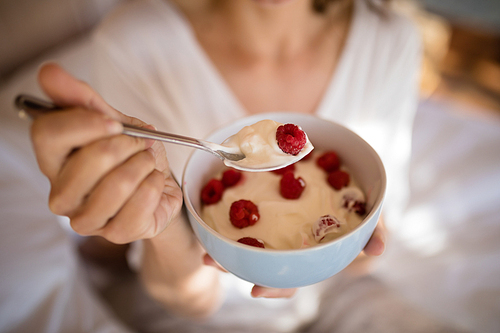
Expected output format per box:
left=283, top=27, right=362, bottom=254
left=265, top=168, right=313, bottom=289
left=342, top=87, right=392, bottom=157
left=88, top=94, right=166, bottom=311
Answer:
left=201, top=151, right=366, bottom=250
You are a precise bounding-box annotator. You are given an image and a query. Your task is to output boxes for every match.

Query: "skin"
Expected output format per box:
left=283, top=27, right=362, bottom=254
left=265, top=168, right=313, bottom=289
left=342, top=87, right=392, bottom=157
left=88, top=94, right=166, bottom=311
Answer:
left=31, top=0, right=386, bottom=318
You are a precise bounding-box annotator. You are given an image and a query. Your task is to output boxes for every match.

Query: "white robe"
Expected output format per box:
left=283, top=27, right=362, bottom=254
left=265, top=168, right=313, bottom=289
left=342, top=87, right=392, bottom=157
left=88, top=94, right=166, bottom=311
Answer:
left=90, top=0, right=422, bottom=330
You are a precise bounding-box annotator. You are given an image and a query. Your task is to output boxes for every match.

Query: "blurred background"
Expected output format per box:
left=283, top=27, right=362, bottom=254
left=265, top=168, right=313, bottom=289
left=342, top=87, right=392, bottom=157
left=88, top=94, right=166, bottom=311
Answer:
left=415, top=0, right=500, bottom=113
left=0, top=0, right=499, bottom=332
left=1, top=0, right=499, bottom=110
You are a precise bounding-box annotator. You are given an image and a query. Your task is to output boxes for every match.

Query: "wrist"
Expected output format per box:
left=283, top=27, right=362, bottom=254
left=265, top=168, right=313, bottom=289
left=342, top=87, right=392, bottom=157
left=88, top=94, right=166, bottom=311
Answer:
left=139, top=212, right=223, bottom=318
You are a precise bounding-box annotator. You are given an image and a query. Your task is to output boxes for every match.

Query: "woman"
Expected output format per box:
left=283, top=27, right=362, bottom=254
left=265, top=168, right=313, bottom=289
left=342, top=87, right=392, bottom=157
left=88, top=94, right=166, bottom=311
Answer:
left=4, top=0, right=433, bottom=331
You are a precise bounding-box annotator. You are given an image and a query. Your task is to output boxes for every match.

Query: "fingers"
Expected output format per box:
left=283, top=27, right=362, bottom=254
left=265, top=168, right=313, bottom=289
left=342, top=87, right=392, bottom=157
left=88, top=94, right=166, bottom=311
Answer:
left=203, top=254, right=228, bottom=272
left=33, top=63, right=184, bottom=246
left=251, top=286, right=297, bottom=298
left=31, top=108, right=123, bottom=179
left=97, top=170, right=167, bottom=244
left=153, top=175, right=184, bottom=230
left=70, top=163, right=182, bottom=244
left=250, top=223, right=383, bottom=298
left=363, top=222, right=386, bottom=256
left=49, top=134, right=153, bottom=216
left=65, top=148, right=156, bottom=232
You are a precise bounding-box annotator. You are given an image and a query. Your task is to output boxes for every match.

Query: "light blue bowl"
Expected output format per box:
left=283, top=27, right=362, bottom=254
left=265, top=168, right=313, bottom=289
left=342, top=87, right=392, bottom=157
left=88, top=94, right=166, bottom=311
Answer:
left=182, top=113, right=386, bottom=288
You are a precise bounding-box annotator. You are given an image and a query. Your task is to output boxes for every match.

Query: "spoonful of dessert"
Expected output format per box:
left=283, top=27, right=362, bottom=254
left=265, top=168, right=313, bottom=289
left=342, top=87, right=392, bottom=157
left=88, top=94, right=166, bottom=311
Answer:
left=14, top=94, right=313, bottom=172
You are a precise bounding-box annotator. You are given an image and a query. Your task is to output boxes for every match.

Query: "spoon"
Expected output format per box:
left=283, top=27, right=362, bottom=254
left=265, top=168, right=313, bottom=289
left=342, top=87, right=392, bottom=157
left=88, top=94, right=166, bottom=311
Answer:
left=14, top=94, right=245, bottom=163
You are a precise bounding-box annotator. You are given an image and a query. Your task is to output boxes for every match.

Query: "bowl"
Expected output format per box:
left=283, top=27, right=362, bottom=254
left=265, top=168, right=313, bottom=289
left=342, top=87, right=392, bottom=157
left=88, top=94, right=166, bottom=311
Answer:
left=182, top=113, right=386, bottom=288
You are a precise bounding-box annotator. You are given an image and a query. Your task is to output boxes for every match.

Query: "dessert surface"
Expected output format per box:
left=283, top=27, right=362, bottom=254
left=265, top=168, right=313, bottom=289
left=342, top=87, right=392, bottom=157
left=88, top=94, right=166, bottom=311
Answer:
left=201, top=150, right=367, bottom=250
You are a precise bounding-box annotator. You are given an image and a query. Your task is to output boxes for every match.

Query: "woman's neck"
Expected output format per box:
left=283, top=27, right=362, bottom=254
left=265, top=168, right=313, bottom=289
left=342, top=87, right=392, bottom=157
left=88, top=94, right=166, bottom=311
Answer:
left=217, top=0, right=323, bottom=59
left=174, top=0, right=352, bottom=61
left=170, top=0, right=354, bottom=114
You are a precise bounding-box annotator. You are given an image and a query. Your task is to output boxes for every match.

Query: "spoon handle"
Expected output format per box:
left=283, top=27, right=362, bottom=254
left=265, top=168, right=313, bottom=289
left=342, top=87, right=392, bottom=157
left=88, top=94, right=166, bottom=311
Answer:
left=14, top=94, right=214, bottom=153
left=121, top=123, right=210, bottom=152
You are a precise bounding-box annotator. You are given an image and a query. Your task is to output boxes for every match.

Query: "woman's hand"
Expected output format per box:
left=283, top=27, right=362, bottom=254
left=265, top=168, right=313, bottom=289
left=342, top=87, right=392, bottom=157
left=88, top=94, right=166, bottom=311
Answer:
left=34, top=64, right=221, bottom=318
left=32, top=63, right=183, bottom=243
left=203, top=220, right=386, bottom=299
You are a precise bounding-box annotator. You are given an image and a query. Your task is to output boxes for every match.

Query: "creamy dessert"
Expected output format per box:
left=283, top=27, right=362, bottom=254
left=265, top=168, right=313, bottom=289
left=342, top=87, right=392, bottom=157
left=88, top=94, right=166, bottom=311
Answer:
left=200, top=150, right=367, bottom=250
left=208, top=119, right=314, bottom=171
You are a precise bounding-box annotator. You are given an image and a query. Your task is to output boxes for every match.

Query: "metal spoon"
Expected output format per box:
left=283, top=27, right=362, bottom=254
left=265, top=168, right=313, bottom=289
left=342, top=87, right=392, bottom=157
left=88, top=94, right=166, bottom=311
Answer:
left=14, top=94, right=245, bottom=163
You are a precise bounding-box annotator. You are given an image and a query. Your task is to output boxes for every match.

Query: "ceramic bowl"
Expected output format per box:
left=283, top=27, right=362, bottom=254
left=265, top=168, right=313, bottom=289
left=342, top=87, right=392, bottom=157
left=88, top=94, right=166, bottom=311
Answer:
left=182, top=113, right=386, bottom=288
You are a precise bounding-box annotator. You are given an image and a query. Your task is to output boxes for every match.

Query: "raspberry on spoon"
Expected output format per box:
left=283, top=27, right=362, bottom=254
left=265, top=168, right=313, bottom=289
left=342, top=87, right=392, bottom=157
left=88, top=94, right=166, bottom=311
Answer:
left=276, top=124, right=307, bottom=155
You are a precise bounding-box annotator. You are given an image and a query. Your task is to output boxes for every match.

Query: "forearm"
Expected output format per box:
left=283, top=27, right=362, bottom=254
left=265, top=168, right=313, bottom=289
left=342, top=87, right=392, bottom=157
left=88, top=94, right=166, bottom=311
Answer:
left=139, top=212, right=223, bottom=318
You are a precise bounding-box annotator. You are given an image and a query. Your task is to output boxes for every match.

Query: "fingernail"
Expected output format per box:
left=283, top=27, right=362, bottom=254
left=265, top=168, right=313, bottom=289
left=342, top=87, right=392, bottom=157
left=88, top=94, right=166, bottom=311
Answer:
left=105, top=118, right=123, bottom=133
left=252, top=292, right=264, bottom=298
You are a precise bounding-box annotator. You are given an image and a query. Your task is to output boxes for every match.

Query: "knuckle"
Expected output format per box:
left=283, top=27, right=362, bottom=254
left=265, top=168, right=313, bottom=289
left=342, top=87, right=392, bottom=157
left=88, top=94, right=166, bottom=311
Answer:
left=88, top=138, right=124, bottom=170
left=117, top=132, right=147, bottom=152
left=69, top=214, right=93, bottom=236
left=113, top=173, right=137, bottom=198
left=142, top=173, right=164, bottom=201
left=141, top=149, right=157, bottom=169
left=30, top=118, right=53, bottom=150
left=103, top=232, right=128, bottom=245
left=141, top=220, right=158, bottom=239
left=129, top=116, right=148, bottom=128
left=138, top=217, right=158, bottom=240
left=48, top=188, right=69, bottom=216
left=135, top=152, right=157, bottom=178
left=101, top=224, right=133, bottom=244
left=94, top=137, right=120, bottom=158
left=112, top=161, right=155, bottom=198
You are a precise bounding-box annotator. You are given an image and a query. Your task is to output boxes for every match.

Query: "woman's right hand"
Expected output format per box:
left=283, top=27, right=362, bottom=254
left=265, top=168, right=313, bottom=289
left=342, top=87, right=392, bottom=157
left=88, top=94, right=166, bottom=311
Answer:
left=32, top=63, right=183, bottom=244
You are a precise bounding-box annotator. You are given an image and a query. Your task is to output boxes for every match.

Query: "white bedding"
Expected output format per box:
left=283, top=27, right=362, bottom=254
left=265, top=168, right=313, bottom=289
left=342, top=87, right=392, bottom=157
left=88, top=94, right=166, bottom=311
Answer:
left=375, top=97, right=500, bottom=333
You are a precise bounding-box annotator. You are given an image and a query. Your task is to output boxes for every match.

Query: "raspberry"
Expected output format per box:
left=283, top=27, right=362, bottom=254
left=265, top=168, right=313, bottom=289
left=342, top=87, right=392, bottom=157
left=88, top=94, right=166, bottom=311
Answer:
left=201, top=179, right=225, bottom=205
left=280, top=171, right=306, bottom=199
left=327, top=170, right=350, bottom=190
left=230, top=200, right=260, bottom=228
left=237, top=237, right=265, bottom=248
left=221, top=169, right=242, bottom=188
left=316, top=151, right=340, bottom=172
left=276, top=124, right=307, bottom=155
left=312, top=214, right=343, bottom=242
left=352, top=201, right=366, bottom=216
left=343, top=197, right=366, bottom=215
left=271, top=163, right=295, bottom=175
left=342, top=189, right=367, bottom=216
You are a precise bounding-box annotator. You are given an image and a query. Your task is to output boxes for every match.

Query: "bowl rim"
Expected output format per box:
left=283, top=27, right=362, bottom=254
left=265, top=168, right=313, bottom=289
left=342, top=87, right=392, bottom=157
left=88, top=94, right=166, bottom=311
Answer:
left=182, top=112, right=386, bottom=254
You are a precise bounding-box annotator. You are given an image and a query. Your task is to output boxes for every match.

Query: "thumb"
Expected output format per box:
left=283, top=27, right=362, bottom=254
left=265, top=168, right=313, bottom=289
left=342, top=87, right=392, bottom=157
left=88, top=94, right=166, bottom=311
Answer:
left=37, top=62, right=124, bottom=120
